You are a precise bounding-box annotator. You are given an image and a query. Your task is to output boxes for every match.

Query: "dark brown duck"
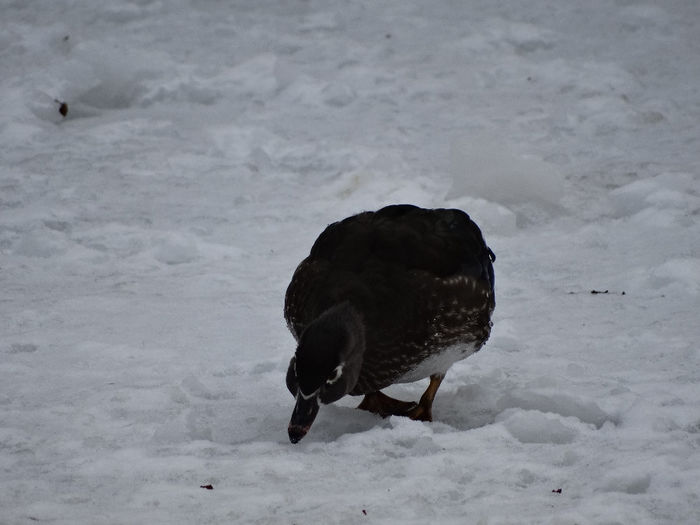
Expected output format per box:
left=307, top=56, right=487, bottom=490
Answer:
left=284, top=204, right=495, bottom=443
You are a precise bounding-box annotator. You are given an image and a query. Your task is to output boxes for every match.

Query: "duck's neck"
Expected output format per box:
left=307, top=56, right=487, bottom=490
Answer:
left=312, top=302, right=365, bottom=355
left=301, top=302, right=366, bottom=392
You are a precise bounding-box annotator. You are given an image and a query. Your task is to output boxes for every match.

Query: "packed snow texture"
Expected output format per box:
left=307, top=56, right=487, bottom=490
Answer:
left=2, top=1, right=700, bottom=524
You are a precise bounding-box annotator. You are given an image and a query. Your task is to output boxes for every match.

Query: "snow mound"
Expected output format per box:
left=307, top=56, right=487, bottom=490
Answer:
left=448, top=135, right=565, bottom=225
left=608, top=172, right=700, bottom=222
left=319, top=152, right=437, bottom=216
left=435, top=380, right=503, bottom=431
left=454, top=18, right=557, bottom=54
left=223, top=53, right=279, bottom=100
left=13, top=229, right=68, bottom=258
left=600, top=471, right=652, bottom=495
left=648, top=258, right=700, bottom=295
left=152, top=233, right=200, bottom=265
left=60, top=43, right=164, bottom=113
left=497, top=389, right=612, bottom=428
left=497, top=409, right=578, bottom=444
left=25, top=38, right=220, bottom=121
left=321, top=82, right=357, bottom=108
left=9, top=343, right=39, bottom=354
left=604, top=172, right=700, bottom=295
left=445, top=195, right=517, bottom=236
left=73, top=223, right=147, bottom=258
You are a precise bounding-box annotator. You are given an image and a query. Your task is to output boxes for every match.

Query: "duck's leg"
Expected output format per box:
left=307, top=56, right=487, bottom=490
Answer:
left=357, top=391, right=417, bottom=418
left=406, top=373, right=445, bottom=422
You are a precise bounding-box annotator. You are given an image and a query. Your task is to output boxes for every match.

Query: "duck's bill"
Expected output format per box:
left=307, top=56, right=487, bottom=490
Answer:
left=288, top=393, right=320, bottom=443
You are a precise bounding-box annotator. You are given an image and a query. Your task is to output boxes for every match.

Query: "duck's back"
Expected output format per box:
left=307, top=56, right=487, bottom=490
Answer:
left=285, top=204, right=495, bottom=393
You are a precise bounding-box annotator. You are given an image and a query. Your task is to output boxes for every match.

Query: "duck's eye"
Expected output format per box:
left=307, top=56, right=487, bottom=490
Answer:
left=326, top=364, right=344, bottom=385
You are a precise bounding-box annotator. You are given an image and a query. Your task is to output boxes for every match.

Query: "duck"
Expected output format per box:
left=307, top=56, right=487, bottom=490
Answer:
left=284, top=204, right=495, bottom=443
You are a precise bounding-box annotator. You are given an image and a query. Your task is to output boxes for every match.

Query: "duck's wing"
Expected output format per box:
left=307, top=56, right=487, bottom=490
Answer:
left=284, top=257, right=328, bottom=341
left=309, top=204, right=494, bottom=287
left=284, top=205, right=495, bottom=340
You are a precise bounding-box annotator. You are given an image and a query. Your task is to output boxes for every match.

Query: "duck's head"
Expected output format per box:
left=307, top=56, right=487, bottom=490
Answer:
left=286, top=302, right=365, bottom=443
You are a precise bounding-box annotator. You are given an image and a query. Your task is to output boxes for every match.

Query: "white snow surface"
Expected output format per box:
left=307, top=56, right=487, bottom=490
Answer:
left=2, top=1, right=700, bottom=523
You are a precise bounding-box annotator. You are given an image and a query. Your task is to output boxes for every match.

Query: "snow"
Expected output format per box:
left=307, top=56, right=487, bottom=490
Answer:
left=1, top=0, right=699, bottom=523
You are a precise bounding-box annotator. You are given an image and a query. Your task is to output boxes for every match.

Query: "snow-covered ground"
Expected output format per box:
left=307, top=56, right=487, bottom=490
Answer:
left=2, top=1, right=699, bottom=523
